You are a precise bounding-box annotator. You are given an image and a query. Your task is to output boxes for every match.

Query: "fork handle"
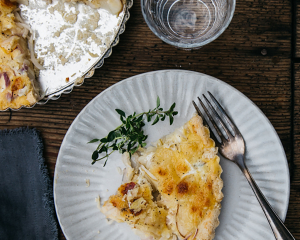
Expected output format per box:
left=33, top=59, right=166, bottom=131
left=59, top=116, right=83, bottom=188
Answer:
left=239, top=164, right=295, bottom=240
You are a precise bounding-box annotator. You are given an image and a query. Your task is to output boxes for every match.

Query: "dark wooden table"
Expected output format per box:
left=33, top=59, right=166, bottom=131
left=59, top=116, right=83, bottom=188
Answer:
left=1, top=0, right=299, bottom=239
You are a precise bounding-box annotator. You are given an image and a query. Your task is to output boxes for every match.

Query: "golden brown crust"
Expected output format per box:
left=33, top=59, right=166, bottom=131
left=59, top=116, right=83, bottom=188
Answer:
left=137, top=115, right=223, bottom=240
left=0, top=0, right=16, bottom=9
left=102, top=115, right=223, bottom=240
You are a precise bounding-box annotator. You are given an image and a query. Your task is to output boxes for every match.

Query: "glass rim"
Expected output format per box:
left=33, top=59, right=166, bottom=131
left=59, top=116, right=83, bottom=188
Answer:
left=141, top=0, right=236, bottom=49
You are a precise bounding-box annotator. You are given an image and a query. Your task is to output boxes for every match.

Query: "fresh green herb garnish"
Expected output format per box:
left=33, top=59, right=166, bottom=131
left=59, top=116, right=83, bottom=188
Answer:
left=88, top=96, right=178, bottom=166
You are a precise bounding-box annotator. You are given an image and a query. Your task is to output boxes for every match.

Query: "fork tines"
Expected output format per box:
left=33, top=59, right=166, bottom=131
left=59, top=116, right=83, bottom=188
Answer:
left=192, top=92, right=241, bottom=144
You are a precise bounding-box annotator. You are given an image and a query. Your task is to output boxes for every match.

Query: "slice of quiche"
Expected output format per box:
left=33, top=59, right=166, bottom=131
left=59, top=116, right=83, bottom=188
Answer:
left=0, top=0, right=38, bottom=110
left=101, top=115, right=223, bottom=240
left=101, top=173, right=175, bottom=240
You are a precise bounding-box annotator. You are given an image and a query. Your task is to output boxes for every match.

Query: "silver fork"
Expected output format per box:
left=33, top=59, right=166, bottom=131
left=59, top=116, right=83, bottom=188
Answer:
left=192, top=92, right=295, bottom=240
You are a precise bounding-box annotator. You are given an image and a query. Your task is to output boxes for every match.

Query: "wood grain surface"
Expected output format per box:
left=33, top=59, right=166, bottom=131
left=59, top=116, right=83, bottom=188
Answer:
left=0, top=0, right=297, bottom=239
left=291, top=63, right=300, bottom=239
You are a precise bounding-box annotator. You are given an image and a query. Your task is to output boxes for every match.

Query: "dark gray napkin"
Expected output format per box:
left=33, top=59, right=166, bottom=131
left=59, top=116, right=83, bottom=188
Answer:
left=0, top=128, right=58, bottom=240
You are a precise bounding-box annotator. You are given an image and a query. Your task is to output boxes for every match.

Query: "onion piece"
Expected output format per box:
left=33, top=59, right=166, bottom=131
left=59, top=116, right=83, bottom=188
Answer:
left=183, top=233, right=192, bottom=240
left=13, top=8, right=45, bottom=70
left=192, top=229, right=198, bottom=240
left=14, top=9, right=30, bottom=37
left=176, top=202, right=199, bottom=240
left=3, top=73, right=10, bottom=87
left=175, top=204, right=185, bottom=238
left=6, top=92, right=12, bottom=102
left=16, top=22, right=31, bottom=32
left=28, top=34, right=46, bottom=70
left=140, top=165, right=158, bottom=181
left=182, top=229, right=198, bottom=240
left=14, top=12, right=24, bottom=23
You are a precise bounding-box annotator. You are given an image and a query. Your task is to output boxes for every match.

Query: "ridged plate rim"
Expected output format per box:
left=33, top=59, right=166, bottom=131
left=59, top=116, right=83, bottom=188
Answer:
left=54, top=69, right=290, bottom=240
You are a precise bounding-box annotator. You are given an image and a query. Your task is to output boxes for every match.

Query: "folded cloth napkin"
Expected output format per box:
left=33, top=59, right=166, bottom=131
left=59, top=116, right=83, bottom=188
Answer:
left=0, top=128, right=58, bottom=240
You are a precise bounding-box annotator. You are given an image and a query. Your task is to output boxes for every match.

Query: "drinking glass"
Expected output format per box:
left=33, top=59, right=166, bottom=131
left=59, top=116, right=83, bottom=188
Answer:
left=141, top=0, right=235, bottom=49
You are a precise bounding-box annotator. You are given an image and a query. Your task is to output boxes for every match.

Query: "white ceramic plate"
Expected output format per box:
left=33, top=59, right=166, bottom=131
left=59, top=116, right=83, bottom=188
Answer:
left=54, top=70, right=290, bottom=240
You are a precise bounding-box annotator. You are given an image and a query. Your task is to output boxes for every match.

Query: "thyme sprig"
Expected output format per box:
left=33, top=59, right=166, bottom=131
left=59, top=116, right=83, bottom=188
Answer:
left=88, top=97, right=178, bottom=166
